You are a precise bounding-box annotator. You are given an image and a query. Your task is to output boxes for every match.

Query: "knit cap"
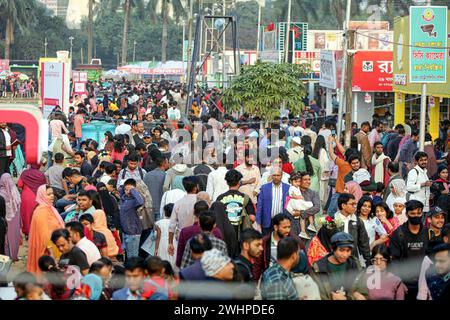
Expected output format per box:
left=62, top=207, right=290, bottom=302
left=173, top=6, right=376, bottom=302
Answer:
left=200, top=249, right=231, bottom=277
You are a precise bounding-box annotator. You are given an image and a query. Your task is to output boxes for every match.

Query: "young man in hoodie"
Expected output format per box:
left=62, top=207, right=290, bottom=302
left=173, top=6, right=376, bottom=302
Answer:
left=119, top=178, right=145, bottom=259
left=162, top=155, right=194, bottom=192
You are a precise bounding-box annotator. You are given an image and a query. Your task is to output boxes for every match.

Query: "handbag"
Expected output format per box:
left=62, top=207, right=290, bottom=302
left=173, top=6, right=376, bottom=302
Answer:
left=328, top=178, right=337, bottom=188
left=0, top=254, right=12, bottom=278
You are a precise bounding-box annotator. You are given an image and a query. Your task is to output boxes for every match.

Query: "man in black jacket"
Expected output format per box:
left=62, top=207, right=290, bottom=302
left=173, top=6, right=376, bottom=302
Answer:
left=334, top=193, right=371, bottom=266
left=390, top=200, right=429, bottom=300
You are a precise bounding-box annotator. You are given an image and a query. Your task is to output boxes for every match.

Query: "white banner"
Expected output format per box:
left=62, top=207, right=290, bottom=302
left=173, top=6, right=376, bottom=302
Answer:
left=41, top=61, right=65, bottom=117
left=319, top=50, right=337, bottom=89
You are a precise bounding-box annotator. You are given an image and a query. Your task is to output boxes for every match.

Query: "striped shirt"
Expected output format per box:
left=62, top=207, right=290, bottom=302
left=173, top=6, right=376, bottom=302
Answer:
left=271, top=183, right=283, bottom=218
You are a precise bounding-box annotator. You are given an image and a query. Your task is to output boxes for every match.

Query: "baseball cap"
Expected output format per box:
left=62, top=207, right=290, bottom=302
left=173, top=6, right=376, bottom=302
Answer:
left=143, top=131, right=152, bottom=137
left=428, top=206, right=447, bottom=217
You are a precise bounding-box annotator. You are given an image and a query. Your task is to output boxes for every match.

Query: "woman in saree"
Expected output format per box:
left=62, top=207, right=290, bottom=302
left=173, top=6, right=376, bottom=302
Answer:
left=27, top=185, right=65, bottom=275
left=17, top=163, right=46, bottom=238
left=0, top=173, right=22, bottom=261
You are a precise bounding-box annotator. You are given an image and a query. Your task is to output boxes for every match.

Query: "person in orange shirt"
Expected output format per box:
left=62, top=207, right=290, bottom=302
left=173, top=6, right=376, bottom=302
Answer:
left=327, top=135, right=352, bottom=217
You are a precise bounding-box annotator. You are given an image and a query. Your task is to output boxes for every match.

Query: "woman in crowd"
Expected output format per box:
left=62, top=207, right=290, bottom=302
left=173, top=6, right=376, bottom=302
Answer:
left=294, top=145, right=321, bottom=193
left=312, top=135, right=332, bottom=206
left=344, top=181, right=363, bottom=204
left=100, top=131, right=115, bottom=153
left=27, top=185, right=65, bottom=275
left=374, top=202, right=400, bottom=239
left=307, top=216, right=342, bottom=266
left=110, top=135, right=128, bottom=162
left=17, top=163, right=47, bottom=238
left=0, top=195, right=7, bottom=256
left=358, top=245, right=407, bottom=300
left=386, top=179, right=406, bottom=212
left=0, top=173, right=22, bottom=261
left=356, top=196, right=388, bottom=250
left=92, top=209, right=119, bottom=260
left=431, top=165, right=450, bottom=214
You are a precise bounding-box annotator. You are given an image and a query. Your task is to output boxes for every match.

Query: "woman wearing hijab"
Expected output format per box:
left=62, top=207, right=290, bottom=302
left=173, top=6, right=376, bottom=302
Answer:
left=431, top=165, right=450, bottom=214
left=386, top=179, right=406, bottom=212
left=71, top=273, right=103, bottom=300
left=27, top=185, right=65, bottom=275
left=344, top=181, right=363, bottom=203
left=17, top=164, right=46, bottom=238
left=307, top=216, right=342, bottom=266
left=0, top=173, right=22, bottom=261
left=96, top=183, right=122, bottom=256
left=210, top=201, right=239, bottom=258
left=92, top=210, right=119, bottom=259
left=0, top=195, right=7, bottom=256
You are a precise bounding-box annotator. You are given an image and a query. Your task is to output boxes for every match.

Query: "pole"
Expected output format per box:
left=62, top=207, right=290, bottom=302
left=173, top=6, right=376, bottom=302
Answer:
left=222, top=0, right=227, bottom=89
left=419, top=84, right=427, bottom=151
left=44, top=37, right=48, bottom=58
left=256, top=3, right=262, bottom=58
left=344, top=30, right=355, bottom=146
left=183, top=21, right=187, bottom=81
left=133, top=40, right=137, bottom=62
left=284, top=0, right=292, bottom=63
left=186, top=0, right=194, bottom=84
left=337, top=0, right=352, bottom=142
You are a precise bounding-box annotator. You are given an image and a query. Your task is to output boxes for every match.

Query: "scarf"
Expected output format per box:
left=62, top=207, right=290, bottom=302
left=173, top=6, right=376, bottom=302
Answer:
left=0, top=173, right=21, bottom=221
left=92, top=209, right=119, bottom=256
left=20, top=166, right=47, bottom=194
left=35, top=185, right=65, bottom=228
left=371, top=153, right=390, bottom=184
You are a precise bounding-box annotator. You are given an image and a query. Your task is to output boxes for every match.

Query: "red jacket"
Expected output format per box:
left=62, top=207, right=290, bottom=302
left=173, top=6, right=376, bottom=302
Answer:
left=252, top=232, right=306, bottom=281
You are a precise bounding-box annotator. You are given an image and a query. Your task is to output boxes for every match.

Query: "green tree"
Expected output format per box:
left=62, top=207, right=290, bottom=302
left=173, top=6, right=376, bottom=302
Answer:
left=222, top=62, right=309, bottom=121
left=122, top=0, right=145, bottom=65
left=146, top=0, right=184, bottom=63
left=0, top=0, right=37, bottom=59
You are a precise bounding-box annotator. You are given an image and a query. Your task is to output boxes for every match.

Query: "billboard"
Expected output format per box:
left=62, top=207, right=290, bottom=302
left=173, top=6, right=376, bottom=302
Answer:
left=40, top=59, right=71, bottom=118
left=352, top=51, right=393, bottom=92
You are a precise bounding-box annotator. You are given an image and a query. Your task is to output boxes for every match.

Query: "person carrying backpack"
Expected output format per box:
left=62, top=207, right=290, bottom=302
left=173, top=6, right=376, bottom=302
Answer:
left=116, top=153, right=147, bottom=189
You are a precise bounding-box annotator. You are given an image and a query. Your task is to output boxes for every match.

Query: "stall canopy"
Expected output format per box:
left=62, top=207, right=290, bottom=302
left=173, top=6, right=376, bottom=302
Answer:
left=118, top=61, right=184, bottom=75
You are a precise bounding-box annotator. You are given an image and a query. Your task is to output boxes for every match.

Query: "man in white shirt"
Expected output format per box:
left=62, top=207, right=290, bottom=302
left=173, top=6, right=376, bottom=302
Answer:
left=167, top=102, right=181, bottom=121
left=406, top=151, right=432, bottom=214
left=66, top=221, right=101, bottom=266
left=0, top=122, right=12, bottom=175
left=206, top=161, right=229, bottom=201
left=287, top=137, right=303, bottom=164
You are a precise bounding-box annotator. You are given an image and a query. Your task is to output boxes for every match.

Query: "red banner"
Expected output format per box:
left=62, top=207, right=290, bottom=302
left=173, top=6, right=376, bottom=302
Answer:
left=352, top=51, right=393, bottom=92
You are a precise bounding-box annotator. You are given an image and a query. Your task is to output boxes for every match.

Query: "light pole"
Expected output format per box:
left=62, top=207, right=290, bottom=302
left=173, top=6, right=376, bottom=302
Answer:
left=44, top=37, right=48, bottom=58
left=284, top=0, right=292, bottom=63
left=133, top=40, right=137, bottom=62
left=69, top=36, right=74, bottom=68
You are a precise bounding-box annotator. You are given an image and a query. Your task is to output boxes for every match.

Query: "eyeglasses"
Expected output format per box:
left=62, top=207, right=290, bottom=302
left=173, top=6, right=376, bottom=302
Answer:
left=371, top=258, right=388, bottom=263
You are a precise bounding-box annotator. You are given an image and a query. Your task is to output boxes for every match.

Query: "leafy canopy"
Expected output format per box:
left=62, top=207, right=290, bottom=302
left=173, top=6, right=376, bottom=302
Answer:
left=222, top=61, right=309, bottom=121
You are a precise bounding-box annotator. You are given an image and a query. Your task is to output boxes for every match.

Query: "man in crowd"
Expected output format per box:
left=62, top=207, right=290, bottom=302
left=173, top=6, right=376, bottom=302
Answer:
left=354, top=121, right=372, bottom=169
left=236, top=150, right=261, bottom=205
left=390, top=200, right=429, bottom=300
left=334, top=193, right=371, bottom=266
left=143, top=156, right=169, bottom=221
left=370, top=141, right=391, bottom=186
left=65, top=221, right=101, bottom=266
left=117, top=152, right=146, bottom=188
left=73, top=151, right=93, bottom=177
left=406, top=151, right=432, bottom=215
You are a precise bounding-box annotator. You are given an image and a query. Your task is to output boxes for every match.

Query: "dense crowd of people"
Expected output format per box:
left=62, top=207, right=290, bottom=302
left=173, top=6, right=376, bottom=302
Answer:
left=0, top=79, right=449, bottom=301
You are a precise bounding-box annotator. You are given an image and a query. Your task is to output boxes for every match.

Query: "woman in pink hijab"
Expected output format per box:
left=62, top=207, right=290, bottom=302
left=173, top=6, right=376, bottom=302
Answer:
left=27, top=185, right=65, bottom=275
left=344, top=181, right=364, bottom=203
left=0, top=173, right=22, bottom=261
left=17, top=163, right=46, bottom=238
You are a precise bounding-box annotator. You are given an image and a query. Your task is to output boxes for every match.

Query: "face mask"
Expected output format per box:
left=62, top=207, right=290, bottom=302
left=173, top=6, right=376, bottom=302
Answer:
left=408, top=216, right=422, bottom=225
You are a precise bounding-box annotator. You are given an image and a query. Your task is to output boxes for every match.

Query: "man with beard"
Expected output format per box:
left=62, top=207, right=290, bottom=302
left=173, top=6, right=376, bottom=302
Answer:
left=354, top=121, right=372, bottom=169
left=390, top=200, right=429, bottom=300
left=235, top=228, right=263, bottom=282
left=253, top=213, right=305, bottom=281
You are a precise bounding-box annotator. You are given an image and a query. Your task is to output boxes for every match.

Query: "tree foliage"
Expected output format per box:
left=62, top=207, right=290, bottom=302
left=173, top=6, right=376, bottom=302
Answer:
left=222, top=62, right=309, bottom=120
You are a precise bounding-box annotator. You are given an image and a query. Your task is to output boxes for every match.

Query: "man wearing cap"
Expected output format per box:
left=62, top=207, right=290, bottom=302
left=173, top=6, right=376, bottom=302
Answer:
left=199, top=248, right=235, bottom=299
left=261, top=237, right=300, bottom=300
left=427, top=207, right=447, bottom=242
left=288, top=136, right=303, bottom=164
left=142, top=131, right=154, bottom=149
left=311, top=232, right=367, bottom=300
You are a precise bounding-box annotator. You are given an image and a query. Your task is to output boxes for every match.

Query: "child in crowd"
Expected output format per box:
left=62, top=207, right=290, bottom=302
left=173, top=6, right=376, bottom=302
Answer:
left=141, top=256, right=173, bottom=300
left=155, top=203, right=176, bottom=266
left=286, top=173, right=314, bottom=239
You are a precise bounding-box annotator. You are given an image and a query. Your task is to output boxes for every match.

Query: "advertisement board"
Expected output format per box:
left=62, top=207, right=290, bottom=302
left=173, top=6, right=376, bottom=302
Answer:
left=352, top=51, right=393, bottom=92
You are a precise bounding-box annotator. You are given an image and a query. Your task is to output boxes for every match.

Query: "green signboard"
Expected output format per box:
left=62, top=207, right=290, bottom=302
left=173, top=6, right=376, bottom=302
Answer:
left=410, top=6, right=448, bottom=83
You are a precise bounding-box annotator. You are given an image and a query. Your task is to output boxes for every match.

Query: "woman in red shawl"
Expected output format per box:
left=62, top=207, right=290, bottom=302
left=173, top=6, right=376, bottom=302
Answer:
left=17, top=164, right=46, bottom=238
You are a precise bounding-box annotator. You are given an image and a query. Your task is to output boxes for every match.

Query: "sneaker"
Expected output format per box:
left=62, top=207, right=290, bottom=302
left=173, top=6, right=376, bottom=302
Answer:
left=307, top=225, right=317, bottom=233
left=299, top=232, right=311, bottom=240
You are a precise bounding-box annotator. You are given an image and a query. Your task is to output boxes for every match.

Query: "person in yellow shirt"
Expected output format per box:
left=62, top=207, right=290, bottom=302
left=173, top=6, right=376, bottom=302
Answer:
left=191, top=101, right=200, bottom=118
left=109, top=100, right=119, bottom=112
